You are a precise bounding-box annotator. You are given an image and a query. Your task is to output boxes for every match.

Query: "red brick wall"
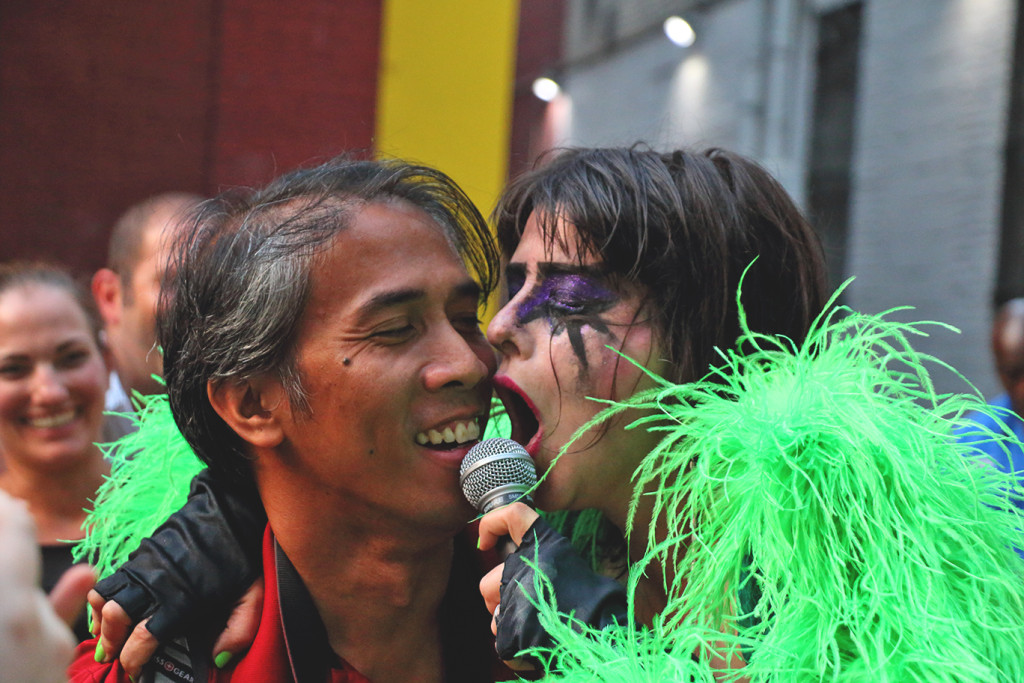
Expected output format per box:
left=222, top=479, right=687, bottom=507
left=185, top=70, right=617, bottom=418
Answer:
left=508, top=0, right=565, bottom=178
left=0, top=0, right=562, bottom=274
left=210, top=0, right=380, bottom=188
left=0, top=0, right=380, bottom=275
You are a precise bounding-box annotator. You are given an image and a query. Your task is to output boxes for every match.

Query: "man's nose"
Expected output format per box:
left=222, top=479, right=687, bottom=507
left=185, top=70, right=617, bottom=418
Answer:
left=422, top=325, right=493, bottom=392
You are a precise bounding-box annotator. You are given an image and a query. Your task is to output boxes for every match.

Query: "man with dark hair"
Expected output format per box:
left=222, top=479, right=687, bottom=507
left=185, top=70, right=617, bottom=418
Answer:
left=92, top=193, right=203, bottom=429
left=960, top=298, right=1024, bottom=487
left=70, top=157, right=503, bottom=682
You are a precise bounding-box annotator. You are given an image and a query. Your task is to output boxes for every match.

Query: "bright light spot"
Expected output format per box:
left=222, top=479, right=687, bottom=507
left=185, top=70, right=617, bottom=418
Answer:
left=532, top=77, right=561, bottom=102
left=664, top=16, right=695, bottom=48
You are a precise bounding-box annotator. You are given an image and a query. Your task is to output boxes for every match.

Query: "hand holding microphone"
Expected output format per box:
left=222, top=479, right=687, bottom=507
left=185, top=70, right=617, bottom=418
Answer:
left=460, top=438, right=628, bottom=668
left=460, top=437, right=541, bottom=554
left=460, top=438, right=540, bottom=668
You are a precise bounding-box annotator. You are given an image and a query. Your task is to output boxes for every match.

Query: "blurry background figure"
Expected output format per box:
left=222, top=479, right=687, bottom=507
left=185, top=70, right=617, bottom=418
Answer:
left=963, top=298, right=1024, bottom=482
left=992, top=299, right=1024, bottom=431
left=0, top=262, right=110, bottom=641
left=91, top=193, right=203, bottom=439
left=0, top=489, right=87, bottom=683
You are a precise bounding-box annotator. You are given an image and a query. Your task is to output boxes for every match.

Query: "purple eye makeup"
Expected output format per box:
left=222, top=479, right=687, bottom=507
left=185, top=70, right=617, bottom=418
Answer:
left=512, top=263, right=619, bottom=368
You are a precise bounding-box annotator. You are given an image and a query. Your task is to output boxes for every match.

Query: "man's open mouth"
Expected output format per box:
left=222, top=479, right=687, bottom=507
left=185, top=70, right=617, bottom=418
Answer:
left=493, top=376, right=540, bottom=451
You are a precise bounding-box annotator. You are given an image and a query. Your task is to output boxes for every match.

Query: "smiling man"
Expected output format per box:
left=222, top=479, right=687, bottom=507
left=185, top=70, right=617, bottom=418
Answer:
left=69, top=157, right=503, bottom=683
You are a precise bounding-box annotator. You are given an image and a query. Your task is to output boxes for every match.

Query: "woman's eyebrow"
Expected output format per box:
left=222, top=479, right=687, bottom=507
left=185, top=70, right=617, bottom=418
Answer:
left=537, top=262, right=610, bottom=279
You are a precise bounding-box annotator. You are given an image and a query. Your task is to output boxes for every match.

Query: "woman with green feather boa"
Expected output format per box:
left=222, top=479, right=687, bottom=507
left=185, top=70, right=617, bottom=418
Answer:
left=83, top=147, right=1024, bottom=682
left=474, top=146, right=1024, bottom=681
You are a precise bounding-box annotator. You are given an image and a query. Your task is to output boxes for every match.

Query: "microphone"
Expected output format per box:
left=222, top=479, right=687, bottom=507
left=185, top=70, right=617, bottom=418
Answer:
left=460, top=438, right=538, bottom=513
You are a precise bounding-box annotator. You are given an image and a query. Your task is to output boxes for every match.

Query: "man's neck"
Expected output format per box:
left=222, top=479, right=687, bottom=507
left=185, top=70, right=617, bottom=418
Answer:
left=259, top=473, right=458, bottom=683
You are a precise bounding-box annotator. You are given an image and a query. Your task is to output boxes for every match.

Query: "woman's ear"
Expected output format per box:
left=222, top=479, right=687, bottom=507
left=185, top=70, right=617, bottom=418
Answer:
left=207, top=376, right=286, bottom=449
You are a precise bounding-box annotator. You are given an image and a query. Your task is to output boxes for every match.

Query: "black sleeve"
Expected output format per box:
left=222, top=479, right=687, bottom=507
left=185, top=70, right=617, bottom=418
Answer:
left=495, top=516, right=628, bottom=664
left=93, top=469, right=266, bottom=640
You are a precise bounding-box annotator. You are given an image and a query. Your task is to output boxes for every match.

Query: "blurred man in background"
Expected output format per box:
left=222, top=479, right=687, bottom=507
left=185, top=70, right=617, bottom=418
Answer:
left=91, top=193, right=202, bottom=439
left=972, top=298, right=1024, bottom=472
left=959, top=299, right=1024, bottom=530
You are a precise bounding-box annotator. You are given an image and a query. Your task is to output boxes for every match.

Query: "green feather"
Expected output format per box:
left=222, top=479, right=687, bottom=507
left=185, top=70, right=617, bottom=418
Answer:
left=73, top=393, right=204, bottom=580
left=524, top=297, right=1024, bottom=681
left=483, top=395, right=511, bottom=440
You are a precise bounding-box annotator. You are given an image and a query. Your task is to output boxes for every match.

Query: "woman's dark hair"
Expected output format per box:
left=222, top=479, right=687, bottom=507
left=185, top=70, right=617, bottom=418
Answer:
left=495, top=147, right=828, bottom=568
left=493, top=146, right=828, bottom=384
left=159, top=155, right=499, bottom=482
left=0, top=262, right=103, bottom=347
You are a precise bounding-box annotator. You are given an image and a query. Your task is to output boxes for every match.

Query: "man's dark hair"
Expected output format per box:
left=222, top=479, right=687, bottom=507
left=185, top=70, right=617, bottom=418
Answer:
left=159, top=156, right=499, bottom=483
left=494, top=146, right=828, bottom=385
left=107, top=192, right=204, bottom=300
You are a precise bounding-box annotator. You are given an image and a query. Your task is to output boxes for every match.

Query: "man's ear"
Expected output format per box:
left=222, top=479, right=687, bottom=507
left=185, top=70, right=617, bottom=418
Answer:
left=91, top=268, right=122, bottom=326
left=207, top=377, right=286, bottom=449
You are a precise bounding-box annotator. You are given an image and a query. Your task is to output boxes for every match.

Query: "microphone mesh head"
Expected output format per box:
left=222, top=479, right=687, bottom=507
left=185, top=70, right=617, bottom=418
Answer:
left=460, top=438, right=537, bottom=511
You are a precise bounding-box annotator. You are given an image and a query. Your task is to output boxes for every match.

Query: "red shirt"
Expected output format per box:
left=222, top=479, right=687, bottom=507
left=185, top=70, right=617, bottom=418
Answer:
left=70, top=525, right=506, bottom=682
left=69, top=526, right=367, bottom=682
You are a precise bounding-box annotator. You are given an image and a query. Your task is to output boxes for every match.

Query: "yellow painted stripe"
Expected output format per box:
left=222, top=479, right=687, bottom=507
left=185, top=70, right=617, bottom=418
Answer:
left=376, top=0, right=519, bottom=222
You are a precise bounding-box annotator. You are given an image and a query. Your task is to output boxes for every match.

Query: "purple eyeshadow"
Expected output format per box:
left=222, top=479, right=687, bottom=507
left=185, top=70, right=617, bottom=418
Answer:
left=515, top=273, right=617, bottom=326
left=514, top=271, right=618, bottom=369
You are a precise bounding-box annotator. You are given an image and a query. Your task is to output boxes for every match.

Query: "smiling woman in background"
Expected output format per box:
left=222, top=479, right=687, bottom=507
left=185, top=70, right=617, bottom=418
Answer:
left=0, top=262, right=108, bottom=641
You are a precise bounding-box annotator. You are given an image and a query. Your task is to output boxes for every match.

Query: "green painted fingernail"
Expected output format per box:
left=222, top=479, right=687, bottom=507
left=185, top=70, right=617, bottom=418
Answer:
left=215, top=651, right=234, bottom=669
left=94, top=640, right=106, bottom=663
left=128, top=675, right=136, bottom=683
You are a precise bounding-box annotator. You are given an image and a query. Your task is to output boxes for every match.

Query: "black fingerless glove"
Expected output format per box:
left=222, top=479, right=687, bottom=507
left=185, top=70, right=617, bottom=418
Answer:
left=495, top=516, right=628, bottom=664
left=93, top=469, right=266, bottom=640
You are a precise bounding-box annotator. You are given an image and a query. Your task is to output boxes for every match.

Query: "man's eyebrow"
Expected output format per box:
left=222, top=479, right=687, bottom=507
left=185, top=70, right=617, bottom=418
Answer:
left=506, top=263, right=527, bottom=280
left=356, top=280, right=482, bottom=317
left=453, top=279, right=483, bottom=301
left=357, top=288, right=425, bottom=317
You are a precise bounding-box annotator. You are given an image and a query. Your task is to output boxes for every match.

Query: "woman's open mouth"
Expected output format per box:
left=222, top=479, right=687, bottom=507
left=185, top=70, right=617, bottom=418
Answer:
left=493, top=375, right=541, bottom=455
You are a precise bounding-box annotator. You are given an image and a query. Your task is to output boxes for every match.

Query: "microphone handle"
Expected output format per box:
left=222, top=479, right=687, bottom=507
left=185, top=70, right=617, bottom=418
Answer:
left=480, top=486, right=534, bottom=515
left=480, top=490, right=536, bottom=560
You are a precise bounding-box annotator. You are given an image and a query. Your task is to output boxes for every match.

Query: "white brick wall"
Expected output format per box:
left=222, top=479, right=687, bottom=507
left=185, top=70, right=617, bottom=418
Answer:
left=847, top=0, right=1013, bottom=396
left=557, top=0, right=1016, bottom=396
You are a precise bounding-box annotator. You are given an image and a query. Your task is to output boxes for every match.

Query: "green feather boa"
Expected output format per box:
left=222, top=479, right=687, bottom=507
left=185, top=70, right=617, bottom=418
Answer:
left=75, top=296, right=1024, bottom=681
left=524, top=300, right=1024, bottom=681
left=74, top=395, right=204, bottom=579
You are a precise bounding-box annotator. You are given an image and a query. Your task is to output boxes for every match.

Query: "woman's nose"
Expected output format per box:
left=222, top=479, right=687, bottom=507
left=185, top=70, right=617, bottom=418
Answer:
left=30, top=365, right=69, bottom=403
left=486, top=298, right=523, bottom=360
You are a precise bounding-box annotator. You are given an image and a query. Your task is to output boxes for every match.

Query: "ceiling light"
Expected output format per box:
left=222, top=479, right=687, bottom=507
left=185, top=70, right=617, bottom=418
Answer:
left=532, top=76, right=561, bottom=102
left=664, top=16, right=696, bottom=48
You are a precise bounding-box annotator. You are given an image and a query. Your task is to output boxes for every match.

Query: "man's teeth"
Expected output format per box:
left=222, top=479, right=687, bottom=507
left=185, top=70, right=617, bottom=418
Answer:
left=28, top=410, right=76, bottom=429
left=415, top=419, right=480, bottom=446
